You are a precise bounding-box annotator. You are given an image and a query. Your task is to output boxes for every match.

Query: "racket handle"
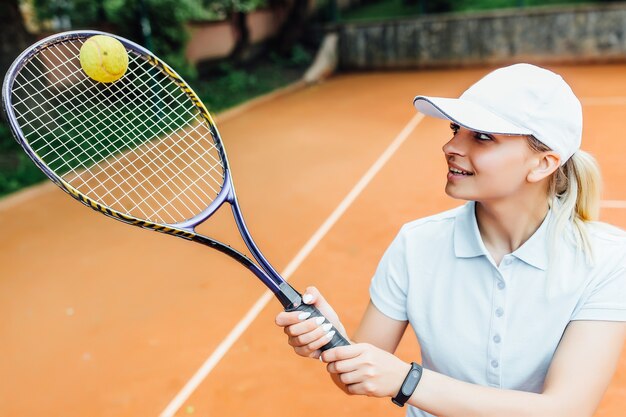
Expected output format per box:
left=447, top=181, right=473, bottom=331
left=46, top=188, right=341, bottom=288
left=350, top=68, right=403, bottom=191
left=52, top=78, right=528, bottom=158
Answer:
left=287, top=302, right=351, bottom=351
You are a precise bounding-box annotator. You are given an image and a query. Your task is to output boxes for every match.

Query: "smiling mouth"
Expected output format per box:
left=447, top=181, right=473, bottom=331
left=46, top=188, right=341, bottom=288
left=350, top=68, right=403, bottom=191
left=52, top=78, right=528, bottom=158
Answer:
left=449, top=167, right=473, bottom=176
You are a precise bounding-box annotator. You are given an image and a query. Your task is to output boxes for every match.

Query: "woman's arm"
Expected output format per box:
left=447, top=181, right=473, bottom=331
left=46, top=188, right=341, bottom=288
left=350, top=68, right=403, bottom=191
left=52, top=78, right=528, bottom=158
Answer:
left=328, top=300, right=408, bottom=393
left=352, top=300, right=409, bottom=351
left=323, top=318, right=626, bottom=417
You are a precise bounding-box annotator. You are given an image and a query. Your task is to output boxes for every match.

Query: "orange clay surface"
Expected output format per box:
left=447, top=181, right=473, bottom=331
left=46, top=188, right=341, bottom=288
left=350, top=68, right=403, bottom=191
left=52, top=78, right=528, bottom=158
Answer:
left=1, top=65, right=625, bottom=417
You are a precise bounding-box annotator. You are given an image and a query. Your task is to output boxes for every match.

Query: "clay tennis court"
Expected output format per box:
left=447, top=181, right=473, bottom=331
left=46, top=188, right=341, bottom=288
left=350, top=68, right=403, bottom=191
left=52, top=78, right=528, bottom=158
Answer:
left=1, top=64, right=625, bottom=417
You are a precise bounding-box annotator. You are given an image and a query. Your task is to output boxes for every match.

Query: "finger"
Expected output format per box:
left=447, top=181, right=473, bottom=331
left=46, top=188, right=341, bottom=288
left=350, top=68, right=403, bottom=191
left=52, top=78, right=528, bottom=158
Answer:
left=275, top=310, right=312, bottom=327
left=301, top=286, right=319, bottom=304
left=287, top=323, right=332, bottom=347
left=338, top=369, right=365, bottom=386
left=302, top=287, right=334, bottom=316
left=294, top=345, right=322, bottom=358
left=305, top=329, right=338, bottom=351
left=284, top=316, right=327, bottom=337
left=346, top=381, right=381, bottom=397
left=294, top=345, right=316, bottom=357
left=309, top=350, right=322, bottom=359
left=299, top=287, right=348, bottom=338
left=326, top=356, right=360, bottom=374
left=320, top=344, right=363, bottom=363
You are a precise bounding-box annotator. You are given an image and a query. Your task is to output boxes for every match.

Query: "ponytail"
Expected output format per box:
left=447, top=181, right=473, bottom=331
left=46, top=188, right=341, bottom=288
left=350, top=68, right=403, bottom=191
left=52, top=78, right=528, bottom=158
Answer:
left=549, top=150, right=602, bottom=263
left=527, top=137, right=603, bottom=295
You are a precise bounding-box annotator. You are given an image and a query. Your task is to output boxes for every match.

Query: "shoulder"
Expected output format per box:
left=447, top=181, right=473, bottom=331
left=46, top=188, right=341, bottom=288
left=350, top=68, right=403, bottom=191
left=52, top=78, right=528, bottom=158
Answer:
left=380, top=203, right=471, bottom=267
left=400, top=203, right=467, bottom=238
left=586, top=221, right=626, bottom=261
left=573, top=221, right=626, bottom=289
left=569, top=221, right=626, bottom=321
left=587, top=221, right=626, bottom=244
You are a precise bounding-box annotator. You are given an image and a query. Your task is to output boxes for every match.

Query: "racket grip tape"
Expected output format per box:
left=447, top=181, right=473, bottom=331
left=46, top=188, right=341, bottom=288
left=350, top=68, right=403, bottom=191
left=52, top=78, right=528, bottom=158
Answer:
left=287, top=302, right=350, bottom=351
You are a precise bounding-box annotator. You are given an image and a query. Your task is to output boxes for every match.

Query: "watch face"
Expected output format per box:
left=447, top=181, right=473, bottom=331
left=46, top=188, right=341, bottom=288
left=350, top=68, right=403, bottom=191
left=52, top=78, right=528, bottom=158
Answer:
left=401, top=367, right=422, bottom=395
left=394, top=363, right=423, bottom=406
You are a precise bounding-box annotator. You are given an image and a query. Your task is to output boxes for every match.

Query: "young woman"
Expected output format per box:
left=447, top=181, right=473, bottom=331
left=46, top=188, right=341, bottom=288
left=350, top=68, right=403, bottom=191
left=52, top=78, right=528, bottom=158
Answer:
left=275, top=64, right=626, bottom=417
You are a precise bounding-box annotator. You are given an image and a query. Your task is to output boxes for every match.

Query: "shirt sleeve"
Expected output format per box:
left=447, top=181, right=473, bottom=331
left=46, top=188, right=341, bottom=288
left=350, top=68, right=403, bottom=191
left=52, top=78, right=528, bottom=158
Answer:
left=369, top=226, right=409, bottom=321
left=571, top=255, right=626, bottom=322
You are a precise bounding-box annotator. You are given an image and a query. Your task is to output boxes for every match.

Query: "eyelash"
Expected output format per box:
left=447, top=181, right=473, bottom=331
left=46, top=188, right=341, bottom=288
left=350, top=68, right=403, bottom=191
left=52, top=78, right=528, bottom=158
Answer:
left=450, top=123, right=493, bottom=142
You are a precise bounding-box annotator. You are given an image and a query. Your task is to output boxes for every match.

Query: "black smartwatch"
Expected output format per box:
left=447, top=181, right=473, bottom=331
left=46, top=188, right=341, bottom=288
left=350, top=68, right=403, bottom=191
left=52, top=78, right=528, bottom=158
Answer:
left=391, top=362, right=423, bottom=407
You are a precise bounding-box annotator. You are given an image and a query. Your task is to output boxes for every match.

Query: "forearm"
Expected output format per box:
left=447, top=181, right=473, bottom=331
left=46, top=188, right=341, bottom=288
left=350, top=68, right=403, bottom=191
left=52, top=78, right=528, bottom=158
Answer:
left=407, top=369, right=567, bottom=417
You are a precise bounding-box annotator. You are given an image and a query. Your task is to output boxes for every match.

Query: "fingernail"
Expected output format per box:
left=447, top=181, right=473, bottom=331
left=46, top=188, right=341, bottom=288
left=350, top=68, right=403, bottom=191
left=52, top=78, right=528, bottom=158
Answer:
left=322, top=323, right=333, bottom=332
left=319, top=355, right=324, bottom=362
left=315, top=316, right=325, bottom=325
left=302, top=294, right=314, bottom=304
left=298, top=312, right=311, bottom=320
left=326, top=330, right=336, bottom=340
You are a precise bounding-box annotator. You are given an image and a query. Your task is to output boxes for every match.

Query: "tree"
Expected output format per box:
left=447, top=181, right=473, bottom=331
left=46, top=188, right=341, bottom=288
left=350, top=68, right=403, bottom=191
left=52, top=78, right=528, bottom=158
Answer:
left=0, top=0, right=34, bottom=77
left=203, top=0, right=317, bottom=63
left=31, top=0, right=206, bottom=78
left=202, top=0, right=266, bottom=63
left=272, top=0, right=310, bottom=55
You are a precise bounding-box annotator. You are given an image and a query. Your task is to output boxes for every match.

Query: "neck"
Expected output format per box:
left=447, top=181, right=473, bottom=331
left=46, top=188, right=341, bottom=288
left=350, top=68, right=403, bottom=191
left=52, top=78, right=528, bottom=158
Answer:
left=475, top=195, right=549, bottom=265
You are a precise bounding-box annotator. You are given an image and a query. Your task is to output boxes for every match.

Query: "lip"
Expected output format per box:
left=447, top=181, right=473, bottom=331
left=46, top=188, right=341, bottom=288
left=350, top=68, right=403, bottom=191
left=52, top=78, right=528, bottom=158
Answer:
left=447, top=162, right=474, bottom=176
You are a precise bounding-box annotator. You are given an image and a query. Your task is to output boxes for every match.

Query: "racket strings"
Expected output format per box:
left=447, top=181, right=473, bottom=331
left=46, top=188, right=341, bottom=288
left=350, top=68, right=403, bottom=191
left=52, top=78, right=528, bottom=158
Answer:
left=10, top=38, right=227, bottom=224
left=16, top=52, right=208, bottom=222
left=31, top=53, right=222, bottom=182
left=17, top=43, right=223, bottom=215
left=20, top=49, right=222, bottom=219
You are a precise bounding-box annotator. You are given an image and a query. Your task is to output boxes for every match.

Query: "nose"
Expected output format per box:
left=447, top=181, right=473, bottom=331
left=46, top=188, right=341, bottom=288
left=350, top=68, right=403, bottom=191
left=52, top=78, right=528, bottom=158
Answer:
left=442, top=130, right=467, bottom=157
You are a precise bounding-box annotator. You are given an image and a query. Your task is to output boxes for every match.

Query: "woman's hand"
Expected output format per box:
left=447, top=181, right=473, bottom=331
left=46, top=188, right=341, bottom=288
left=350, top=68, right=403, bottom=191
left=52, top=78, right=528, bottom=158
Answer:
left=321, top=343, right=410, bottom=398
left=275, top=286, right=348, bottom=359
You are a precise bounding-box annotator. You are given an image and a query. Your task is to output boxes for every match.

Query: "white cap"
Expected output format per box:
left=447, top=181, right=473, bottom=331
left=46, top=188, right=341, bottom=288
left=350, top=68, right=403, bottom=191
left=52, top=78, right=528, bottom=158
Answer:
left=413, top=63, right=582, bottom=164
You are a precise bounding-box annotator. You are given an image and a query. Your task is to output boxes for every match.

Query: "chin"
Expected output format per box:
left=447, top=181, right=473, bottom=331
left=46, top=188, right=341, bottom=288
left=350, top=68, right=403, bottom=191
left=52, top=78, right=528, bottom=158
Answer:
left=445, top=184, right=475, bottom=201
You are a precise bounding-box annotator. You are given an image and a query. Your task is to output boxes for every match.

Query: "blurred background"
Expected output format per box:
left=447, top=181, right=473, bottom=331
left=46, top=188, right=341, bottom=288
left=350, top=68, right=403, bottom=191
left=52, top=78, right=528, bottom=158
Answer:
left=2, top=2, right=626, bottom=417
left=2, top=0, right=626, bottom=199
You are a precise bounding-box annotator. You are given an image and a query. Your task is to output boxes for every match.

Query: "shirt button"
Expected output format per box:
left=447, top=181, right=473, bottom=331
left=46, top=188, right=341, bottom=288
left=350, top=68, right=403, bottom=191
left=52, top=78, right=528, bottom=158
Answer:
left=491, top=360, right=499, bottom=368
left=498, top=281, right=506, bottom=290
left=493, top=334, right=501, bottom=343
left=495, top=307, right=504, bottom=317
left=503, top=258, right=513, bottom=266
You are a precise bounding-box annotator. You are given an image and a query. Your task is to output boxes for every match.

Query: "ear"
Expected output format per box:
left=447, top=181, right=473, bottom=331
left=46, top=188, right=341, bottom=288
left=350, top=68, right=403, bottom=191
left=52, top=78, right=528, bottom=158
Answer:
left=527, top=152, right=560, bottom=183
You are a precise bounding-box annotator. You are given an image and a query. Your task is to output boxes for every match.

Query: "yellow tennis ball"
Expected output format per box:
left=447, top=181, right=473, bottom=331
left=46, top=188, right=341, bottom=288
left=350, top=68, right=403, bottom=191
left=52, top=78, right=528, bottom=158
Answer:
left=80, top=35, right=128, bottom=83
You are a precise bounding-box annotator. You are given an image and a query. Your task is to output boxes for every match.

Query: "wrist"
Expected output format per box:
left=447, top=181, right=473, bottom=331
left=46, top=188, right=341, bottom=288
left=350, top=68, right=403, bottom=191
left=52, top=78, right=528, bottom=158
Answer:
left=391, top=362, right=423, bottom=407
left=390, top=362, right=412, bottom=398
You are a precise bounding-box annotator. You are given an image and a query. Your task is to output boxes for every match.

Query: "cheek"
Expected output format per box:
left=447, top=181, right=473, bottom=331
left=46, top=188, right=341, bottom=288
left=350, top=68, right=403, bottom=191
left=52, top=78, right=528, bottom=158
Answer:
left=473, top=149, right=529, bottom=187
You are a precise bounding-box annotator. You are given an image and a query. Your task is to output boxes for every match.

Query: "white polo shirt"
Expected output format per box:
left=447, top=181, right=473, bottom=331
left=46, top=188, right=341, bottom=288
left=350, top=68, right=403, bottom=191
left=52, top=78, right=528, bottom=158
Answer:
left=370, top=202, right=626, bottom=417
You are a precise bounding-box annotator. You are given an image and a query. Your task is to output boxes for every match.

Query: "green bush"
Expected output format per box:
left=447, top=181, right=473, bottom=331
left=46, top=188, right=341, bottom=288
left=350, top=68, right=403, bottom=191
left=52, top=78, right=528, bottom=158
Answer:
left=342, top=0, right=601, bottom=21
left=193, top=45, right=312, bottom=112
left=0, top=120, right=46, bottom=197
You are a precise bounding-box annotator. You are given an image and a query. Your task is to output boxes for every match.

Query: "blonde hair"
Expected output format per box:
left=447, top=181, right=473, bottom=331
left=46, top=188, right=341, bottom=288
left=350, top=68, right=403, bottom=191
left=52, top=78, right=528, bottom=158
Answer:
left=528, top=137, right=602, bottom=293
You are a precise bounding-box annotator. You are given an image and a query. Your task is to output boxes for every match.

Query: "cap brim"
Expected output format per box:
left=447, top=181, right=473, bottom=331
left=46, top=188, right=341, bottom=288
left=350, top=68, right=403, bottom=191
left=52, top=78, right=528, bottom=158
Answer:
left=413, top=96, right=532, bottom=135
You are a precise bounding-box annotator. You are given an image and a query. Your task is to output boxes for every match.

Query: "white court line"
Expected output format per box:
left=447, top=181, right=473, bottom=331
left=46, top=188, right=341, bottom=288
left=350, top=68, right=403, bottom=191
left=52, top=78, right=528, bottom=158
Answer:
left=601, top=200, right=626, bottom=208
left=158, top=113, right=426, bottom=417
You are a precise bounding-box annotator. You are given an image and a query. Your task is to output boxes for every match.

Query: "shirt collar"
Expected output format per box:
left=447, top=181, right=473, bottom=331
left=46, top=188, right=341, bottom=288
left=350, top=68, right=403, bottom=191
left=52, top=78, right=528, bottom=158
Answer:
left=454, top=201, right=486, bottom=259
left=511, top=210, right=550, bottom=270
left=454, top=201, right=550, bottom=271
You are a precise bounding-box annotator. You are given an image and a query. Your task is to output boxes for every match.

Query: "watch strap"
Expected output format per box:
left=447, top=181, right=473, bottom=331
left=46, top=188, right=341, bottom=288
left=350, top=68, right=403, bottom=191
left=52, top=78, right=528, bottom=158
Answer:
left=391, top=362, right=423, bottom=407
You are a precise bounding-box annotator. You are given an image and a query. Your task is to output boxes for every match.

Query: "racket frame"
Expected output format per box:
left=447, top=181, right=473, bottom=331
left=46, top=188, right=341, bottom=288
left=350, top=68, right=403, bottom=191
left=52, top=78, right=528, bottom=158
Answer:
left=2, top=30, right=297, bottom=307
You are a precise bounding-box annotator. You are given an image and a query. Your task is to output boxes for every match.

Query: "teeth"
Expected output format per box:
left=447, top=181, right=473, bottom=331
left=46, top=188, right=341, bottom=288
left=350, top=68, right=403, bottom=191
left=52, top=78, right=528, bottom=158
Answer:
left=449, top=167, right=471, bottom=175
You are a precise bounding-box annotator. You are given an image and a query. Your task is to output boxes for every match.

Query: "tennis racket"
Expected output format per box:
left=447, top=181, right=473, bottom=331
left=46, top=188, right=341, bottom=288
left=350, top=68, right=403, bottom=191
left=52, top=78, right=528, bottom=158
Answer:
left=2, top=30, right=349, bottom=351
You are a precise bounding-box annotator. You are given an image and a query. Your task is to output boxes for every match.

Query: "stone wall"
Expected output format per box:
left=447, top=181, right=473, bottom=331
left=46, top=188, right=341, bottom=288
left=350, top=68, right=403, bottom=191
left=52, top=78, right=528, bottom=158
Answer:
left=337, top=3, right=626, bottom=70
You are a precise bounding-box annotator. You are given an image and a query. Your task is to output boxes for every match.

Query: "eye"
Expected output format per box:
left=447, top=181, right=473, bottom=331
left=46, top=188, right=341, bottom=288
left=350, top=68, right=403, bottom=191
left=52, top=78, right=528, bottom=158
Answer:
left=473, top=132, right=494, bottom=141
left=450, top=123, right=460, bottom=135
